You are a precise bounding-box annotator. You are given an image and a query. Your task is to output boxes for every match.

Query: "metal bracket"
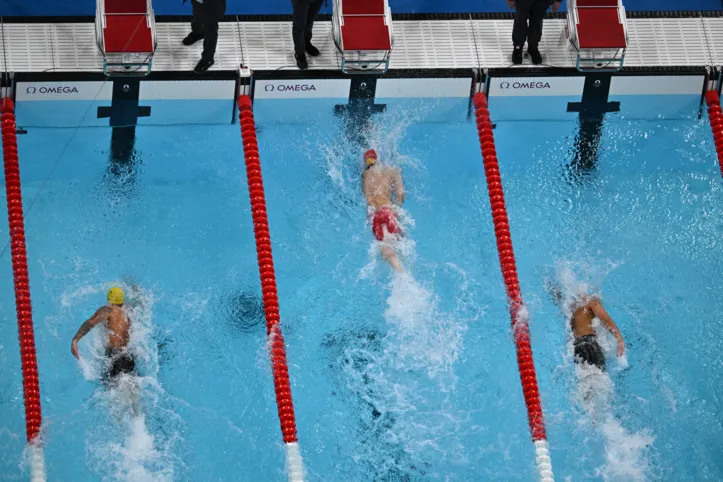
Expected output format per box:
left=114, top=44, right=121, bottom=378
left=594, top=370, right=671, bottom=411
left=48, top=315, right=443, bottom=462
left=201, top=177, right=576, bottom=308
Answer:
left=0, top=71, right=15, bottom=99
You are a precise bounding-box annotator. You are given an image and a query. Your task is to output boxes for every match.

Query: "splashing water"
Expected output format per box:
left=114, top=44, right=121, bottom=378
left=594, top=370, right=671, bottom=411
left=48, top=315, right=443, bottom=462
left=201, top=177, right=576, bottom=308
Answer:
left=336, top=266, right=471, bottom=479
left=550, top=262, right=654, bottom=481
left=318, top=109, right=473, bottom=477
left=63, top=281, right=182, bottom=482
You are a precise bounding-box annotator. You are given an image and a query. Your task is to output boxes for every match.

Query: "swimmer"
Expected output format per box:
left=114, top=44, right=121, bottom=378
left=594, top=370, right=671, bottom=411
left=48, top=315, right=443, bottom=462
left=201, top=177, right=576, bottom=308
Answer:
left=362, top=149, right=405, bottom=271
left=547, top=281, right=625, bottom=371
left=71, top=287, right=139, bottom=414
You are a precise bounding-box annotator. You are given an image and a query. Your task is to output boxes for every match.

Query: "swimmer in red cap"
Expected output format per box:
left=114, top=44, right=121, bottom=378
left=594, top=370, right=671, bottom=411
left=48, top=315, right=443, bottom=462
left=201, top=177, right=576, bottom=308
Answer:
left=362, top=149, right=405, bottom=271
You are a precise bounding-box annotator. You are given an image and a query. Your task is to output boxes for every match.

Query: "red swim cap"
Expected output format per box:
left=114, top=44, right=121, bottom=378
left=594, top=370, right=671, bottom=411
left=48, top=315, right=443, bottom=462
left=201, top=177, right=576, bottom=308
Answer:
left=364, top=149, right=377, bottom=161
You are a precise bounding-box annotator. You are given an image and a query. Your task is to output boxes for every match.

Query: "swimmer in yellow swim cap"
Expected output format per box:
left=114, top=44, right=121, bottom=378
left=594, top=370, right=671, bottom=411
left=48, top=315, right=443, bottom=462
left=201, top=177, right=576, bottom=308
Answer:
left=71, top=286, right=136, bottom=383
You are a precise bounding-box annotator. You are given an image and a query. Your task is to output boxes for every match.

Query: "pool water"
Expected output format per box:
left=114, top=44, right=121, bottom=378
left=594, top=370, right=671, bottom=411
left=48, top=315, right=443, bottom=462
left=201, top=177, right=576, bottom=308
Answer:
left=0, top=94, right=721, bottom=481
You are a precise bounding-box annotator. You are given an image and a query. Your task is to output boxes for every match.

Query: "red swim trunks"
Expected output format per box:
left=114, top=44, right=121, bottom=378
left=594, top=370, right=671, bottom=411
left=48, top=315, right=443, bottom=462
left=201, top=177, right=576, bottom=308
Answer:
left=371, top=206, right=402, bottom=241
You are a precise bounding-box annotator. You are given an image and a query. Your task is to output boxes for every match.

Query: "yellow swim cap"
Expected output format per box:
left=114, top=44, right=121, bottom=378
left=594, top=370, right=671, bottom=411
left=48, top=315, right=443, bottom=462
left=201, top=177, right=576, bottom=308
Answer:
left=107, top=287, right=125, bottom=305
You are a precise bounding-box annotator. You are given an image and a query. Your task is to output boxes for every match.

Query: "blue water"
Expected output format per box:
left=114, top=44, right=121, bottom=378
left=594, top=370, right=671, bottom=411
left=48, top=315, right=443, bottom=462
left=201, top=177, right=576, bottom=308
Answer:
left=2, top=0, right=720, bottom=17
left=1, top=93, right=722, bottom=481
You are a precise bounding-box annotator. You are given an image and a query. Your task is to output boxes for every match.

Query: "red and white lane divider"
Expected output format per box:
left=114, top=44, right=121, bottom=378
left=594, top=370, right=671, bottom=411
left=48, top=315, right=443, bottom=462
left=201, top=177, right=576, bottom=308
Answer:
left=704, top=90, right=723, bottom=178
left=237, top=95, right=303, bottom=482
left=472, top=93, right=554, bottom=482
left=2, top=97, right=46, bottom=482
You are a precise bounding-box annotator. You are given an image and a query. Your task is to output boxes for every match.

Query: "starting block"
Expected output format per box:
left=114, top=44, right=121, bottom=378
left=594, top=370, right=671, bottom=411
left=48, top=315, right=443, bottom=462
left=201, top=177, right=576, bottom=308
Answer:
left=95, top=0, right=157, bottom=76
left=566, top=0, right=628, bottom=72
left=332, top=0, right=394, bottom=74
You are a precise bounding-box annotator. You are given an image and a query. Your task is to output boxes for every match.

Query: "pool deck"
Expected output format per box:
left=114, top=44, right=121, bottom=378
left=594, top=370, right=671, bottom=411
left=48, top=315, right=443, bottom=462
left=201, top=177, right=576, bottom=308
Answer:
left=0, top=17, right=721, bottom=73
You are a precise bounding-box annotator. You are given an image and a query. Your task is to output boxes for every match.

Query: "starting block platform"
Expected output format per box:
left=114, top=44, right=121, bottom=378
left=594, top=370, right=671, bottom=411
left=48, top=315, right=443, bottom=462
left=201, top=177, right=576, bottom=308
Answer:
left=0, top=16, right=722, bottom=73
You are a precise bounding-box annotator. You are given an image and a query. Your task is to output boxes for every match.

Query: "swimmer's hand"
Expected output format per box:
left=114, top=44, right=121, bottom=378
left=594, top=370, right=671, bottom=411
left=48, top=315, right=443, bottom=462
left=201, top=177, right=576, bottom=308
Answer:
left=617, top=353, right=629, bottom=370
left=616, top=339, right=625, bottom=357
left=71, top=339, right=80, bottom=359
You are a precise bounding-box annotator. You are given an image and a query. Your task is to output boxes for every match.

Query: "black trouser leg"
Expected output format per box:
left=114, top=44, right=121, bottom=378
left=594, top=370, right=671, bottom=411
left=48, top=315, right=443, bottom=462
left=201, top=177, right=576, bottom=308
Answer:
left=201, top=0, right=226, bottom=61
left=191, top=0, right=204, bottom=35
left=512, top=0, right=534, bottom=48
left=527, top=0, right=549, bottom=49
left=305, top=0, right=324, bottom=45
left=291, top=0, right=311, bottom=55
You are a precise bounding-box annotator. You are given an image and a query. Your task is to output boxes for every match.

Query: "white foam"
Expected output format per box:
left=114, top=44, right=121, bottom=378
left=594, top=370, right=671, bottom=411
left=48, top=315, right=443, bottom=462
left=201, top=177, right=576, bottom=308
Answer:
left=596, top=416, right=654, bottom=482
left=63, top=282, right=180, bottom=481
left=552, top=263, right=654, bottom=481
left=340, top=265, right=471, bottom=475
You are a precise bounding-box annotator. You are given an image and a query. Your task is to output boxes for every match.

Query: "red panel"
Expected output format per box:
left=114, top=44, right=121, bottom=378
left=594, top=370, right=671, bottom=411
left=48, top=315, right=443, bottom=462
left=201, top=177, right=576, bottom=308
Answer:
left=105, top=0, right=147, bottom=14
left=341, top=16, right=391, bottom=51
left=104, top=15, right=153, bottom=53
left=341, top=0, right=385, bottom=15
left=577, top=0, right=618, bottom=6
left=577, top=8, right=626, bottom=49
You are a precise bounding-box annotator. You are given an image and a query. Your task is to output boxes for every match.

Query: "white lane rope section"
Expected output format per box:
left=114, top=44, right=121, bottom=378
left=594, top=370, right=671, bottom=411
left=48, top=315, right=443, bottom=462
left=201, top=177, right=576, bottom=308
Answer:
left=29, top=441, right=47, bottom=482
left=285, top=442, right=304, bottom=482
left=535, top=439, right=554, bottom=482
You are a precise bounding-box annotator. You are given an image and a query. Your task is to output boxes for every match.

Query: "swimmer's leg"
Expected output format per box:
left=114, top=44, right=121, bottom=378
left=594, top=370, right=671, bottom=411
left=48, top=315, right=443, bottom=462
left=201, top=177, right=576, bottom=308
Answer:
left=380, top=245, right=403, bottom=272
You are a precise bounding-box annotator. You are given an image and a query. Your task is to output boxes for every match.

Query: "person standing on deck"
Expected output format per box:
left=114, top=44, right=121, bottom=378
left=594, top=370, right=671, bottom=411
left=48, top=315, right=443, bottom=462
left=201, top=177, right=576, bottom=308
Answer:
left=291, top=0, right=324, bottom=70
left=507, top=0, right=562, bottom=65
left=182, top=0, right=227, bottom=74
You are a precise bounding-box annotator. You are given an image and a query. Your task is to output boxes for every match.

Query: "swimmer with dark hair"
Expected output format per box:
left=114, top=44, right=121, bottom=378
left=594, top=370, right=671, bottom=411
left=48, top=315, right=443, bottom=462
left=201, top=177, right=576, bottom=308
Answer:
left=362, top=149, right=405, bottom=271
left=547, top=282, right=625, bottom=370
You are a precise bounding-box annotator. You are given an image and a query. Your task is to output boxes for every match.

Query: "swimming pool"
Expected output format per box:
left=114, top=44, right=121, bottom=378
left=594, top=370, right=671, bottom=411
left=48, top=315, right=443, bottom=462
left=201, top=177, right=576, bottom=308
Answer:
left=1, top=88, right=721, bottom=481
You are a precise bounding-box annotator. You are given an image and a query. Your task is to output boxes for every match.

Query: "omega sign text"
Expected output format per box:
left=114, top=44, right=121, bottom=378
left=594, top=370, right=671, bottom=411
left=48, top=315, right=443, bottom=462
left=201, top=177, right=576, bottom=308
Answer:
left=25, top=86, right=79, bottom=94
left=498, top=81, right=551, bottom=90
left=264, top=84, right=317, bottom=92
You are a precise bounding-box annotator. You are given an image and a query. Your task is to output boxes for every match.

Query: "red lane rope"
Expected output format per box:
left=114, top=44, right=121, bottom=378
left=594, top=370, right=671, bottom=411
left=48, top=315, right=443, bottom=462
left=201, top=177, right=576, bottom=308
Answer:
left=473, top=93, right=547, bottom=441
left=1, top=98, right=43, bottom=443
left=704, top=90, right=723, bottom=178
left=237, top=95, right=298, bottom=444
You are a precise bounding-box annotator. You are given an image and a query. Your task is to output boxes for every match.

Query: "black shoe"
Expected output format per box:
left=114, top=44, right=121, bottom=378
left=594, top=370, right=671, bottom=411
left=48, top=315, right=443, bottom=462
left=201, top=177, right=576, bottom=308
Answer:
left=512, top=47, right=523, bottom=65
left=182, top=32, right=204, bottom=46
left=295, top=53, right=308, bottom=70
left=528, top=47, right=543, bottom=65
left=193, top=58, right=214, bottom=74
left=306, top=43, right=320, bottom=57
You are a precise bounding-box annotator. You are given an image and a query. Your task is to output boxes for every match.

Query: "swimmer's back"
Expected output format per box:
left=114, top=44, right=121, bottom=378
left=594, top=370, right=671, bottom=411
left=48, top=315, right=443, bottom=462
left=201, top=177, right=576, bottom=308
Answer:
left=570, top=298, right=599, bottom=338
left=363, top=165, right=397, bottom=209
left=106, top=306, right=131, bottom=349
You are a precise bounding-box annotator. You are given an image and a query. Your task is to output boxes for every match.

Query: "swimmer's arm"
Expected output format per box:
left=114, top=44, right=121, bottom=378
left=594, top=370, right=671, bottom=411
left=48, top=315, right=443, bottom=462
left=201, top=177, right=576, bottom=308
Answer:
left=591, top=300, right=625, bottom=354
left=393, top=168, right=405, bottom=204
left=71, top=307, right=111, bottom=357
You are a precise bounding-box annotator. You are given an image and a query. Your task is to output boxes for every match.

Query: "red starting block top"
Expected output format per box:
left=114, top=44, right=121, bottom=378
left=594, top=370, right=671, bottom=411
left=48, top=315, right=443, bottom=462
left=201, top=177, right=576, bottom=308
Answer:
left=338, top=0, right=391, bottom=51
left=576, top=7, right=626, bottom=49
left=342, top=0, right=385, bottom=15
left=104, top=14, right=154, bottom=53
left=341, top=16, right=392, bottom=51
left=105, top=0, right=147, bottom=14
left=577, top=0, right=619, bottom=6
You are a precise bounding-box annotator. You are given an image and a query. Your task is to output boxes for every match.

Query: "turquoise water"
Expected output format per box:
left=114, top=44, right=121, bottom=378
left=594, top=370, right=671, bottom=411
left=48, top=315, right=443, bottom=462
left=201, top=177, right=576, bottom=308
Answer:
left=0, top=95, right=721, bottom=481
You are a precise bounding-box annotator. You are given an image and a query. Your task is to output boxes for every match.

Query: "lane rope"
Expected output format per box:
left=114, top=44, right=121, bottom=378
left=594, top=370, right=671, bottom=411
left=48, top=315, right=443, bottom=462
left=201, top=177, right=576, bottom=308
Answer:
left=472, top=92, right=554, bottom=482
left=1, top=97, right=46, bottom=482
left=704, top=90, right=723, bottom=178
left=237, top=95, right=303, bottom=482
